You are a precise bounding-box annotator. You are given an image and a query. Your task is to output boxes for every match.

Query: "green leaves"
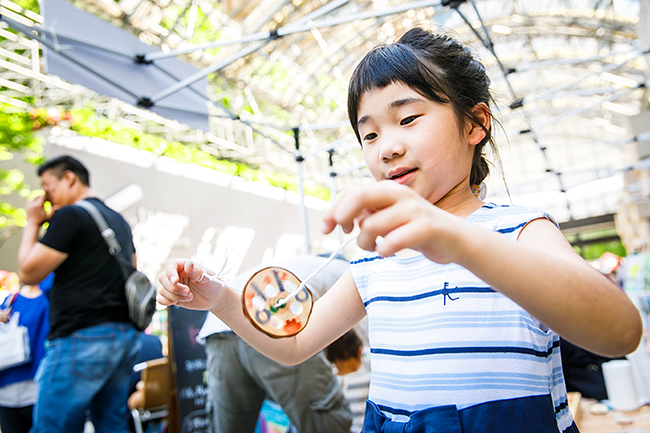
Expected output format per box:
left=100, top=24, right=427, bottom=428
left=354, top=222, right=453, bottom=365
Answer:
left=0, top=102, right=330, bottom=247
left=0, top=105, right=41, bottom=238
left=67, top=107, right=330, bottom=200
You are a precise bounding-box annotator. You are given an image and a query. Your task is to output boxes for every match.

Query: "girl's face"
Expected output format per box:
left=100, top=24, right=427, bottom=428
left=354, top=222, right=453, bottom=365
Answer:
left=356, top=82, right=484, bottom=206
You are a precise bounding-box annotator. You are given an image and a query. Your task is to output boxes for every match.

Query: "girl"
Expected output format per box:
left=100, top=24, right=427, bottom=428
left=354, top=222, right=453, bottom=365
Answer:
left=158, top=27, right=642, bottom=432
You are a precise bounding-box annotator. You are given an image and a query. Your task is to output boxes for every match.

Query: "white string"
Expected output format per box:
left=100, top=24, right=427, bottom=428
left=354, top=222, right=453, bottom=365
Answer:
left=274, top=235, right=357, bottom=308
left=196, top=254, right=237, bottom=289
left=199, top=271, right=237, bottom=291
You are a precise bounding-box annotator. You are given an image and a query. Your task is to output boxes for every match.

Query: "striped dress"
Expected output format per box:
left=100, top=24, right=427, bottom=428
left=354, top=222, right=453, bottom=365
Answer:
left=349, top=203, right=578, bottom=433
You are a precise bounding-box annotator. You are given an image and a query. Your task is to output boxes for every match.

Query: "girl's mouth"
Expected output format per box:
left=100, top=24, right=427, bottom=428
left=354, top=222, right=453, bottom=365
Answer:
left=389, top=168, right=416, bottom=181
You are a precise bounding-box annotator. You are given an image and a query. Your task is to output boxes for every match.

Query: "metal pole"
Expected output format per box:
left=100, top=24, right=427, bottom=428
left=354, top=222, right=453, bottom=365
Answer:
left=146, top=0, right=439, bottom=61
left=293, top=128, right=311, bottom=255
left=328, top=149, right=343, bottom=244
left=147, top=0, right=442, bottom=101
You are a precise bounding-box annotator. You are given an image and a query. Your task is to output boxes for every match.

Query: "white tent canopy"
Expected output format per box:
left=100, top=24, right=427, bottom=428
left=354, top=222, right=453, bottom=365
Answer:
left=1, top=0, right=648, bottom=245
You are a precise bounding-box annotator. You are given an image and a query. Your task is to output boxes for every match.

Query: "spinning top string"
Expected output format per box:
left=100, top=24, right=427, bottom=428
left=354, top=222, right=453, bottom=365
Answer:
left=199, top=270, right=235, bottom=289
left=273, top=235, right=357, bottom=308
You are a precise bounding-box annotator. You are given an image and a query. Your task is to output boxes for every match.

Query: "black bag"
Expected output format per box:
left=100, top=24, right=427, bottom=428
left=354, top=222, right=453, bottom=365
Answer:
left=76, top=200, right=156, bottom=331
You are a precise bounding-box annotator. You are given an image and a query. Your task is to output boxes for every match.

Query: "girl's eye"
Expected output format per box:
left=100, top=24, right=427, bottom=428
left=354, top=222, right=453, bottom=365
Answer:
left=401, top=115, right=418, bottom=125
left=363, top=132, right=377, bottom=141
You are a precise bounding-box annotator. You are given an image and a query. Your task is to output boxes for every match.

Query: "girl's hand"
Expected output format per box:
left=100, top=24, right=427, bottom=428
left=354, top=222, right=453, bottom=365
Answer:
left=322, top=181, right=469, bottom=264
left=157, top=259, right=226, bottom=311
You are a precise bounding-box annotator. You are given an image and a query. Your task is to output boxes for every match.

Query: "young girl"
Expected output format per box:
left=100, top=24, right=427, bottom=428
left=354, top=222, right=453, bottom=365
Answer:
left=158, top=27, right=642, bottom=433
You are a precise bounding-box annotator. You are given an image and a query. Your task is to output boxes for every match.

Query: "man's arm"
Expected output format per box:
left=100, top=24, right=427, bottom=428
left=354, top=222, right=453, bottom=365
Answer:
left=17, top=195, right=67, bottom=284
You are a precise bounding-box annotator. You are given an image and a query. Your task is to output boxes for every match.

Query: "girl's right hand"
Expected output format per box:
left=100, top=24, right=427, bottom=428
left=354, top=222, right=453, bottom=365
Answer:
left=322, top=181, right=470, bottom=265
left=157, top=259, right=226, bottom=311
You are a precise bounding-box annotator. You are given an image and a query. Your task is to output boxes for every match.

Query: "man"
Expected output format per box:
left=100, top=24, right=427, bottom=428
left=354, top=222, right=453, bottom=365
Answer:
left=17, top=155, right=140, bottom=433
left=196, top=255, right=353, bottom=433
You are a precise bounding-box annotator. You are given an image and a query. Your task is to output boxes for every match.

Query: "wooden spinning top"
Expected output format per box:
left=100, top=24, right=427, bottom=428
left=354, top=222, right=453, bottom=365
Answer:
left=241, top=266, right=313, bottom=338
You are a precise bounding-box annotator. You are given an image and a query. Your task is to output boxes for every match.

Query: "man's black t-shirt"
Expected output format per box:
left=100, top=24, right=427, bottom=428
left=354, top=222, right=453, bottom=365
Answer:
left=39, top=197, right=134, bottom=340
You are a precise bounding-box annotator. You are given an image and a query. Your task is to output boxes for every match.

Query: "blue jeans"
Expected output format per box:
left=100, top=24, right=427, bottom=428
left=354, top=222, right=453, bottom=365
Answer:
left=29, top=323, right=141, bottom=433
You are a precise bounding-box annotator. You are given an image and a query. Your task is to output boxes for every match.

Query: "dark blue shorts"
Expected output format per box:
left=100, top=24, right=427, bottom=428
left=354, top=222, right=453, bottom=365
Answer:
left=362, top=395, right=580, bottom=433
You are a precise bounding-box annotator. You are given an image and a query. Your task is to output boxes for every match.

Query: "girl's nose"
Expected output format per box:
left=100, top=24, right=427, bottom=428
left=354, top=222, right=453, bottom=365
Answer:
left=379, top=136, right=406, bottom=161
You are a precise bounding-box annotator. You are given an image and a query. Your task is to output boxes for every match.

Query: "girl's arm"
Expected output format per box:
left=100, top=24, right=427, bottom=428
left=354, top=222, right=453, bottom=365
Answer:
left=158, top=261, right=366, bottom=364
left=455, top=217, right=641, bottom=357
left=323, top=181, right=642, bottom=357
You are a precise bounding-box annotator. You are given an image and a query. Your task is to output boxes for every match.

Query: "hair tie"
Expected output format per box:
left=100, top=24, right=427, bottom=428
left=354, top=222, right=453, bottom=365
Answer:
left=472, top=182, right=487, bottom=200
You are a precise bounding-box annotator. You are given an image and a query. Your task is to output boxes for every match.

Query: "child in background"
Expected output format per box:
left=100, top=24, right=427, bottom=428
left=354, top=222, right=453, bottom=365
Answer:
left=0, top=284, right=49, bottom=433
left=326, top=330, right=370, bottom=433
left=157, top=26, right=642, bottom=433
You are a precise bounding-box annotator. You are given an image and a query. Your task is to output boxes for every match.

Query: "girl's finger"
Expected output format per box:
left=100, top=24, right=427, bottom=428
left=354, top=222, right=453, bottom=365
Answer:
left=160, top=262, right=191, bottom=296
left=184, top=261, right=206, bottom=283
left=163, top=259, right=188, bottom=286
left=355, top=206, right=409, bottom=252
left=157, top=282, right=192, bottom=304
left=333, top=182, right=407, bottom=225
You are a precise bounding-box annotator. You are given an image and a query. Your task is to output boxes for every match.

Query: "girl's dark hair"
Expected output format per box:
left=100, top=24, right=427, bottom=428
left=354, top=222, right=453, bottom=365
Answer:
left=325, top=329, right=363, bottom=363
left=347, top=27, right=497, bottom=186
left=38, top=155, right=90, bottom=186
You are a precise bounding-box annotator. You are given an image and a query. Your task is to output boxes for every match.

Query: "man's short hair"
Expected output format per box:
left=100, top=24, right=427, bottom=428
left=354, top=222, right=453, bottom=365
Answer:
left=38, top=155, right=90, bottom=186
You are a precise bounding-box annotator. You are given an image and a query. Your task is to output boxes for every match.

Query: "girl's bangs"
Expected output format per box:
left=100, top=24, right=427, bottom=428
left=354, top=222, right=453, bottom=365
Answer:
left=350, top=45, right=422, bottom=97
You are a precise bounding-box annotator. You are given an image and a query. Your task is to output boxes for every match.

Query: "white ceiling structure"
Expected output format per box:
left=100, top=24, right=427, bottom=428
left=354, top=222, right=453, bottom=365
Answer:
left=1, top=0, right=649, bottom=232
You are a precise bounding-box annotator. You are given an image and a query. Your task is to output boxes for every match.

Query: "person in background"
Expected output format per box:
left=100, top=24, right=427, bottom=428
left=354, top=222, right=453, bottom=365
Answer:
left=126, top=332, right=165, bottom=433
left=0, top=284, right=49, bottom=433
left=560, top=338, right=624, bottom=401
left=17, top=155, right=141, bottom=433
left=37, top=272, right=54, bottom=301
left=325, top=329, right=371, bottom=433
left=196, top=255, right=352, bottom=433
left=128, top=333, right=164, bottom=403
left=158, top=27, right=642, bottom=433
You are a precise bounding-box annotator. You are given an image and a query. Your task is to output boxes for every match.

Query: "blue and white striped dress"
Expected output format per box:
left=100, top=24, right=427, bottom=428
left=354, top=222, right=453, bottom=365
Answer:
left=350, top=203, right=578, bottom=433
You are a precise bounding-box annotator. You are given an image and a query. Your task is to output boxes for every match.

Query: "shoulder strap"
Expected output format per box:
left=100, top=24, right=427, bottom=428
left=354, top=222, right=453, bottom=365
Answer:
left=76, top=200, right=131, bottom=280
left=4, top=293, right=18, bottom=308
left=76, top=200, right=122, bottom=256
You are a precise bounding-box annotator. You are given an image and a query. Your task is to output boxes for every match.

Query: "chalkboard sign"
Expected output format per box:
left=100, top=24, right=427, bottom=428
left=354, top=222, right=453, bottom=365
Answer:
left=168, top=306, right=211, bottom=433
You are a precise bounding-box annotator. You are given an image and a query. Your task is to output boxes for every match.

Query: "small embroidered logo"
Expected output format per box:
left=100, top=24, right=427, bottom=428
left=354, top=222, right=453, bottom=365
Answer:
left=442, top=282, right=459, bottom=305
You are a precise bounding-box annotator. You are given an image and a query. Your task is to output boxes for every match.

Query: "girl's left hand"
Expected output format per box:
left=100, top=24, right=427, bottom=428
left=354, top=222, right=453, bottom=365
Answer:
left=322, top=181, right=470, bottom=264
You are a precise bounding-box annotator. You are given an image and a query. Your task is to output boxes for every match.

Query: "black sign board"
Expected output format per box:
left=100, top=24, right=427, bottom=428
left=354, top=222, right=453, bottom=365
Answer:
left=168, top=306, right=211, bottom=433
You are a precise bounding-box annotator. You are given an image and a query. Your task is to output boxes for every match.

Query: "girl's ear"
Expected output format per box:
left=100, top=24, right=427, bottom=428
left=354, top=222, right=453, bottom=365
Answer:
left=467, top=103, right=491, bottom=146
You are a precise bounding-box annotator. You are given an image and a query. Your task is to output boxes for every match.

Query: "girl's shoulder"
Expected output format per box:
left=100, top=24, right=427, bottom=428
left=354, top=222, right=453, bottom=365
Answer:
left=471, top=202, right=558, bottom=237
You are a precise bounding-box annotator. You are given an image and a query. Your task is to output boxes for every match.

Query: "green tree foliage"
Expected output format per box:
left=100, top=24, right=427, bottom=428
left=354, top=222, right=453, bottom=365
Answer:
left=68, top=107, right=329, bottom=200
left=0, top=102, right=329, bottom=249
left=574, top=239, right=626, bottom=261
left=13, top=0, right=38, bottom=12
left=0, top=106, right=43, bottom=246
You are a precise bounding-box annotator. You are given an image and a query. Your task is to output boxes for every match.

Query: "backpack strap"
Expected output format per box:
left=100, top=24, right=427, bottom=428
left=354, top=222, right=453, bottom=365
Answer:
left=76, top=200, right=122, bottom=256
left=2, top=293, right=18, bottom=309
left=76, top=199, right=131, bottom=281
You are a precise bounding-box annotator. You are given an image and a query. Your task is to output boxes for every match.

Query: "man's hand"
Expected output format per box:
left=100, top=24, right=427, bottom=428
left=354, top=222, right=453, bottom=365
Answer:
left=25, top=194, right=57, bottom=227
left=0, top=309, right=11, bottom=324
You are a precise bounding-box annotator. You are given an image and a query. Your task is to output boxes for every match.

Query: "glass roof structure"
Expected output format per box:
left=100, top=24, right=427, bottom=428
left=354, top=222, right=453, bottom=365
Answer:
left=1, top=0, right=648, bottom=229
